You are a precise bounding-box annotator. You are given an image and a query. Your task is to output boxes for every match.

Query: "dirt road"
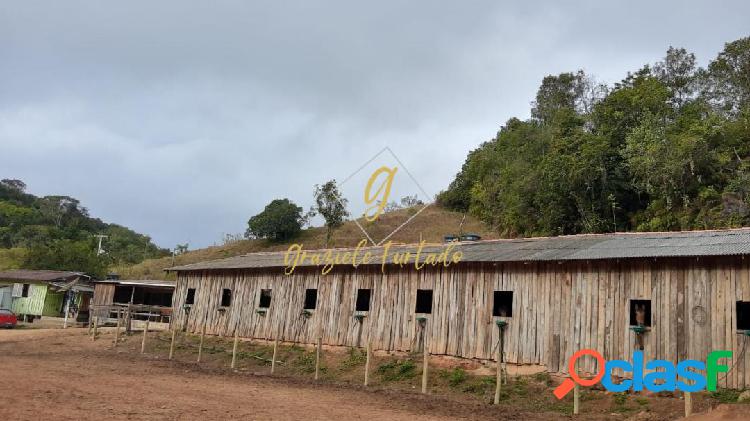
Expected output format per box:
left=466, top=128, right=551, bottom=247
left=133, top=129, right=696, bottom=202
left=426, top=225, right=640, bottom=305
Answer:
left=0, top=328, right=516, bottom=421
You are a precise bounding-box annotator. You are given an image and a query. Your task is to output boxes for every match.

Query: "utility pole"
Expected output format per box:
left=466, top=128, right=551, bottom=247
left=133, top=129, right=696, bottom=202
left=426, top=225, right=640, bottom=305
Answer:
left=94, top=235, right=108, bottom=256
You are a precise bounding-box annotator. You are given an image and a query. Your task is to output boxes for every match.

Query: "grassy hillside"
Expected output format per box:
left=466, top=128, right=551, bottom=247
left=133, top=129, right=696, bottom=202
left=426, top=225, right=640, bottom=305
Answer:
left=113, top=205, right=497, bottom=280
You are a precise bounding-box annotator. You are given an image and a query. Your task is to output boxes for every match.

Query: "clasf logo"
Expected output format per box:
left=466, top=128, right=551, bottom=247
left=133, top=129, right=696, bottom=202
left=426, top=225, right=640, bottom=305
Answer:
left=553, top=349, right=733, bottom=399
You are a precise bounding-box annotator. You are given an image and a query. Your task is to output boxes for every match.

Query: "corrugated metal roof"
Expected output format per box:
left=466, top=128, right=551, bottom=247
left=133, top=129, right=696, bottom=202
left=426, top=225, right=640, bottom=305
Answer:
left=93, top=279, right=176, bottom=288
left=0, top=269, right=88, bottom=283
left=167, top=228, right=750, bottom=272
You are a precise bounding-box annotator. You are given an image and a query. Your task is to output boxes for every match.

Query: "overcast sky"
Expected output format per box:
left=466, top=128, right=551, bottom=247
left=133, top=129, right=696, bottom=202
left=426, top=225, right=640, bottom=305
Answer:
left=1, top=1, right=748, bottom=249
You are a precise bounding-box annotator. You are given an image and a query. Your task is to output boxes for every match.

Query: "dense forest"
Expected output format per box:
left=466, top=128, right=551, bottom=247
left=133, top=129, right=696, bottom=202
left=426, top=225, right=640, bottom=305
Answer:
left=0, top=179, right=169, bottom=276
left=438, top=36, right=750, bottom=237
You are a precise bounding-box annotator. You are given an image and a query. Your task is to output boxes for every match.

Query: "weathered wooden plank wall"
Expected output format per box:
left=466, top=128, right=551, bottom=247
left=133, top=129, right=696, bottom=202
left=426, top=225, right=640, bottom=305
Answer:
left=172, top=256, right=750, bottom=388
left=91, top=283, right=115, bottom=319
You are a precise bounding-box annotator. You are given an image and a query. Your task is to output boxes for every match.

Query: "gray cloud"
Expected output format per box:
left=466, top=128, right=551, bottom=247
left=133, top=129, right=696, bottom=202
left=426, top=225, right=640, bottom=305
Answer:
left=1, top=1, right=748, bottom=248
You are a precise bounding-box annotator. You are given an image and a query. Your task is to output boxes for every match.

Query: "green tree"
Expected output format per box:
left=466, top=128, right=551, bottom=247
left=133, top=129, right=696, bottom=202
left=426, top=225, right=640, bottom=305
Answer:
left=703, top=36, right=750, bottom=114
left=310, top=181, right=348, bottom=246
left=245, top=199, right=304, bottom=241
left=439, top=36, right=750, bottom=236
left=23, top=239, right=108, bottom=278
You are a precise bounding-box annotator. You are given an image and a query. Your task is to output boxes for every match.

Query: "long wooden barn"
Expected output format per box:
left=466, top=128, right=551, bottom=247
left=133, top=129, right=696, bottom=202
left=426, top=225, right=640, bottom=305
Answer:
left=168, top=228, right=750, bottom=389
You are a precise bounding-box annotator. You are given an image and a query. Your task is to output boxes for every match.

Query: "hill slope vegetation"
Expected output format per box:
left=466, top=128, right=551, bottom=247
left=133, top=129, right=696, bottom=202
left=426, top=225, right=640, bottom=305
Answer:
left=0, top=179, right=169, bottom=276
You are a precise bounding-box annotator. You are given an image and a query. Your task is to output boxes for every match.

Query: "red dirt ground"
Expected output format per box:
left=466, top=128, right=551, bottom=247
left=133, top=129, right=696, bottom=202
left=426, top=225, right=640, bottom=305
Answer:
left=0, top=328, right=519, bottom=420
left=0, top=328, right=746, bottom=421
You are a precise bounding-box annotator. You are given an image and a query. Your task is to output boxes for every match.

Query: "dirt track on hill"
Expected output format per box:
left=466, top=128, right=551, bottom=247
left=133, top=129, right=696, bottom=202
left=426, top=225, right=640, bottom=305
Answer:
left=0, top=328, right=518, bottom=421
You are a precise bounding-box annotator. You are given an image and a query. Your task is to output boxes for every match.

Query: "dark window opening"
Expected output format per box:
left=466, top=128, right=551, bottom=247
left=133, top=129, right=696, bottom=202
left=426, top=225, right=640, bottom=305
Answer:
left=493, top=291, right=513, bottom=317
left=259, top=289, right=272, bottom=308
left=185, top=288, right=196, bottom=305
left=356, top=289, right=372, bottom=312
left=21, top=284, right=30, bottom=298
left=415, top=289, right=433, bottom=314
left=737, top=301, right=750, bottom=330
left=304, top=288, right=317, bottom=310
left=113, top=285, right=133, bottom=303
left=221, top=288, right=232, bottom=307
left=629, top=299, right=652, bottom=327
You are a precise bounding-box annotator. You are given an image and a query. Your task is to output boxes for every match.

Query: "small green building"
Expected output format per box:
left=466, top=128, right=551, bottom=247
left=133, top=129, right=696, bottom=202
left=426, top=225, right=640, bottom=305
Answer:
left=0, top=270, right=93, bottom=321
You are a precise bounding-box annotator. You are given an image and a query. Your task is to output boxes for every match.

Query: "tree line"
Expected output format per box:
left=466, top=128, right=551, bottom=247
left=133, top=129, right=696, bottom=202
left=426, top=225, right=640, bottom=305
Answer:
left=0, top=179, right=169, bottom=276
left=437, top=36, right=750, bottom=237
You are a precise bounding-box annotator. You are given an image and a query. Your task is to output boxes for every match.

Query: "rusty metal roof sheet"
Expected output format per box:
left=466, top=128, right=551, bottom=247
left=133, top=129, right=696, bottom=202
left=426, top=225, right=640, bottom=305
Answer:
left=167, top=228, right=750, bottom=272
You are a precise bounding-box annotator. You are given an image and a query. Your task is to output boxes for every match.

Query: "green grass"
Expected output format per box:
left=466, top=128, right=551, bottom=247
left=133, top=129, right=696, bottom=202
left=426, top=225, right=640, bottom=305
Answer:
left=440, top=367, right=468, bottom=387
left=711, top=388, right=743, bottom=403
left=376, top=359, right=417, bottom=382
left=340, top=347, right=367, bottom=370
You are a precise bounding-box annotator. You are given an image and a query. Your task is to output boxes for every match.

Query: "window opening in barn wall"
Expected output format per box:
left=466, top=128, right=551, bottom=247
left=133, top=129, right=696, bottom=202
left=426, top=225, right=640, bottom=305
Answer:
left=737, top=301, right=750, bottom=330
left=629, top=299, right=652, bottom=327
left=415, top=289, right=433, bottom=314
left=304, top=288, right=318, bottom=310
left=185, top=288, right=196, bottom=305
left=21, top=284, right=30, bottom=298
left=493, top=291, right=513, bottom=317
left=259, top=289, right=272, bottom=308
left=356, top=289, right=371, bottom=312
left=221, top=288, right=232, bottom=307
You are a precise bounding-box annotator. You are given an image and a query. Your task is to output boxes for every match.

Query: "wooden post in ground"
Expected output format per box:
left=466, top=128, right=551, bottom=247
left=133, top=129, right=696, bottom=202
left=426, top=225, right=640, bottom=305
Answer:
left=314, top=337, right=322, bottom=380
left=87, top=315, right=93, bottom=335
left=271, top=337, right=279, bottom=374
left=197, top=323, right=206, bottom=363
left=494, top=339, right=502, bottom=404
left=113, top=309, right=121, bottom=348
left=422, top=336, right=429, bottom=394
left=169, top=327, right=177, bottom=360
left=141, top=319, right=150, bottom=354
left=126, top=303, right=132, bottom=334
left=364, top=341, right=372, bottom=386
left=231, top=329, right=240, bottom=369
left=91, top=316, right=98, bottom=340
left=573, top=384, right=580, bottom=415
left=684, top=391, right=692, bottom=417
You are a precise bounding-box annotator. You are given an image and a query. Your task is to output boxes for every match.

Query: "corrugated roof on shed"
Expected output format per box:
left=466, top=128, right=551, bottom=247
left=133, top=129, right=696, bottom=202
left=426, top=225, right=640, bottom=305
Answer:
left=93, top=279, right=176, bottom=288
left=167, top=228, right=750, bottom=272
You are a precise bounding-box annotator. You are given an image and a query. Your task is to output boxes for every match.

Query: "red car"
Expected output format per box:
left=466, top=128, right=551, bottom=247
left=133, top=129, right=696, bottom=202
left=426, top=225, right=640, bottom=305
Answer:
left=0, top=309, right=17, bottom=328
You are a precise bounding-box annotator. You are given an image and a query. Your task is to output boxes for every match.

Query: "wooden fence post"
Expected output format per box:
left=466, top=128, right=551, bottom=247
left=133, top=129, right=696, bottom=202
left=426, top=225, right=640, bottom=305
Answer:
left=573, top=384, right=580, bottom=415
left=364, top=341, right=372, bottom=386
left=141, top=319, right=150, bottom=354
left=169, top=327, right=177, bottom=360
left=271, top=337, right=279, bottom=374
left=197, top=323, right=206, bottom=363
left=87, top=315, right=93, bottom=335
left=126, top=303, right=132, bottom=334
left=231, top=329, right=240, bottom=369
left=494, top=339, right=502, bottom=404
left=113, top=309, right=121, bottom=348
left=422, top=335, right=429, bottom=394
left=91, top=316, right=98, bottom=341
left=684, top=391, right=692, bottom=417
left=314, top=337, right=322, bottom=380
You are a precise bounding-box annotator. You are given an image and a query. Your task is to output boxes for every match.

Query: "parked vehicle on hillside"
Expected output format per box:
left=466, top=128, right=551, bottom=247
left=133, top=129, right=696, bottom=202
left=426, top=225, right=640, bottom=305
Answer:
left=0, top=309, right=17, bottom=328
